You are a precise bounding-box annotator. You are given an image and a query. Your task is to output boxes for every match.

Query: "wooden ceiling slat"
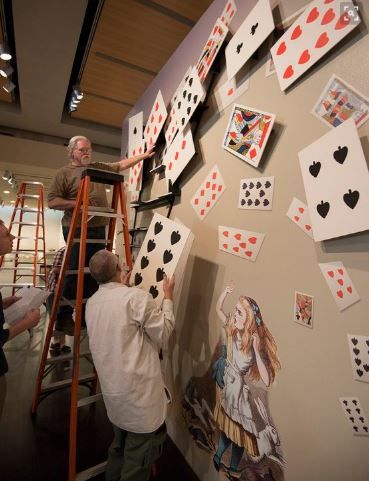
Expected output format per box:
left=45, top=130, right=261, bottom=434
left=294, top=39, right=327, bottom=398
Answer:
left=152, top=0, right=213, bottom=23
left=81, top=54, right=154, bottom=106
left=91, top=0, right=191, bottom=74
left=71, top=94, right=131, bottom=128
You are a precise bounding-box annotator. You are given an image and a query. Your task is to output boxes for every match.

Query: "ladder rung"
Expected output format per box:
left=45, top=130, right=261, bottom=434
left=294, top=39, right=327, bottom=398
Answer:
left=78, top=393, right=103, bottom=408
left=0, top=283, right=34, bottom=287
left=76, top=461, right=107, bottom=481
left=1, top=266, right=34, bottom=270
left=59, top=298, right=88, bottom=307
left=73, top=239, right=111, bottom=244
left=40, top=373, right=96, bottom=394
left=45, top=349, right=91, bottom=365
left=14, top=274, right=45, bottom=277
left=14, top=207, right=40, bottom=212
left=22, top=181, right=44, bottom=186
left=12, top=222, right=42, bottom=226
left=12, top=249, right=36, bottom=253
left=87, top=211, right=124, bottom=219
left=83, top=206, right=115, bottom=213
left=66, top=268, right=90, bottom=275
left=13, top=236, right=44, bottom=240
left=18, top=194, right=40, bottom=199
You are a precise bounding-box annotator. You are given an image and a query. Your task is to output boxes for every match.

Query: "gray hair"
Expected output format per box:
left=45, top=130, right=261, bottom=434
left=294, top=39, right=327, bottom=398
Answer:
left=67, top=136, right=90, bottom=158
left=89, top=250, right=118, bottom=284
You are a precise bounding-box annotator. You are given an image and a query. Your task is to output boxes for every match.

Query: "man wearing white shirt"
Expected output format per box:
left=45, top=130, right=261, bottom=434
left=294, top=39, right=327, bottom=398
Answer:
left=86, top=249, right=175, bottom=481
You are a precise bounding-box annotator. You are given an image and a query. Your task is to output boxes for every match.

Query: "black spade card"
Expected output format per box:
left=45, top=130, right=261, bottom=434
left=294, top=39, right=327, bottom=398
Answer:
left=238, top=176, right=274, bottom=211
left=174, top=66, right=204, bottom=137
left=299, top=118, right=369, bottom=241
left=339, top=397, right=369, bottom=436
left=347, top=334, right=369, bottom=384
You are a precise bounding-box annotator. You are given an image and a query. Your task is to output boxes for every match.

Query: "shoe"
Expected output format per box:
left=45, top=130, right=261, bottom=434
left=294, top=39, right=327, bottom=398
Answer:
left=61, top=345, right=71, bottom=354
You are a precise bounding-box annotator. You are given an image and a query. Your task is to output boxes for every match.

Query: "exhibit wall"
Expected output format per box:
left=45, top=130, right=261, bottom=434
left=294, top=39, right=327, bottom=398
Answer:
left=122, top=1, right=369, bottom=480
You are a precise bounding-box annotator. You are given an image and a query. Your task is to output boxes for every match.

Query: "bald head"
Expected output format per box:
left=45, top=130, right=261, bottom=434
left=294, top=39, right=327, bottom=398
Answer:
left=89, top=250, right=119, bottom=284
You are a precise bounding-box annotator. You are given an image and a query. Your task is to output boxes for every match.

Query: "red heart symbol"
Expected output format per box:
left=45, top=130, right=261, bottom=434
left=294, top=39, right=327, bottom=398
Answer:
left=321, top=7, right=335, bottom=25
left=223, top=243, right=228, bottom=249
left=298, top=207, right=304, bottom=213
left=283, top=65, right=294, bottom=79
left=239, top=242, right=246, bottom=248
left=291, top=25, right=302, bottom=40
left=338, top=268, right=344, bottom=275
left=245, top=251, right=252, bottom=257
left=337, top=290, right=343, bottom=299
left=212, top=172, right=217, bottom=180
left=298, top=49, right=311, bottom=64
left=337, top=278, right=343, bottom=286
left=307, top=7, right=319, bottom=23
left=233, top=247, right=239, bottom=252
left=218, top=185, right=223, bottom=192
left=276, top=41, right=286, bottom=55
left=305, top=224, right=312, bottom=231
left=328, top=271, right=334, bottom=278
left=248, top=237, right=257, bottom=244
left=155, top=102, right=159, bottom=111
left=200, top=209, right=205, bottom=216
left=206, top=182, right=210, bottom=188
left=347, top=286, right=353, bottom=294
left=235, top=234, right=242, bottom=240
left=315, top=32, right=329, bottom=48
left=335, top=12, right=350, bottom=30
left=200, top=189, right=205, bottom=196
left=294, top=216, right=300, bottom=222
left=206, top=201, right=210, bottom=207
left=169, top=162, right=173, bottom=171
left=227, top=88, right=234, bottom=96
left=212, top=194, right=216, bottom=200
left=194, top=198, right=199, bottom=205
left=223, top=231, right=229, bottom=237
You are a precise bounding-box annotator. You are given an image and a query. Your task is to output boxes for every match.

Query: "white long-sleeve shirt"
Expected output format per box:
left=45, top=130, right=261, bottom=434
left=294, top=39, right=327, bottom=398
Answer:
left=85, top=282, right=174, bottom=433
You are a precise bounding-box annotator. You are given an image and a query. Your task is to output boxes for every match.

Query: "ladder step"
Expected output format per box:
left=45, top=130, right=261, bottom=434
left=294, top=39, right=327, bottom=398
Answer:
left=1, top=266, right=34, bottom=270
left=12, top=249, right=36, bottom=253
left=66, top=268, right=90, bottom=275
left=83, top=206, right=115, bottom=213
left=14, top=274, right=45, bottom=277
left=59, top=298, right=88, bottom=306
left=14, top=207, right=40, bottom=212
left=12, top=222, right=43, bottom=226
left=87, top=210, right=124, bottom=219
left=0, top=283, right=34, bottom=287
left=18, top=194, right=40, bottom=199
left=76, top=461, right=107, bottom=481
left=78, top=393, right=103, bottom=408
left=13, top=236, right=44, bottom=240
left=22, top=181, right=44, bottom=186
left=73, top=238, right=111, bottom=244
left=40, top=373, right=96, bottom=394
left=45, top=349, right=91, bottom=365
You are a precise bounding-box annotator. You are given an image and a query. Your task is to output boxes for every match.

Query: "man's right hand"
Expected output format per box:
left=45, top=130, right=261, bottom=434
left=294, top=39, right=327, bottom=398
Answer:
left=23, top=308, right=41, bottom=329
left=163, top=274, right=175, bottom=300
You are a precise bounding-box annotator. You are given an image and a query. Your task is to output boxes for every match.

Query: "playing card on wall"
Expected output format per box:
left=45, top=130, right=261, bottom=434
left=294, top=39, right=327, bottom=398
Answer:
left=190, top=165, right=225, bottom=220
left=143, top=90, right=167, bottom=148
left=128, top=112, right=145, bottom=191
left=163, top=127, right=195, bottom=186
left=225, top=0, right=274, bottom=80
left=286, top=197, right=314, bottom=239
left=196, top=18, right=228, bottom=82
left=347, top=334, right=369, bottom=384
left=222, top=104, right=275, bottom=167
left=220, top=0, right=237, bottom=27
left=294, top=291, right=313, bottom=328
left=131, top=214, right=193, bottom=305
left=218, top=225, right=265, bottom=262
left=175, top=66, right=205, bottom=136
left=214, top=71, right=250, bottom=112
left=299, top=118, right=369, bottom=241
left=238, top=176, right=274, bottom=210
left=271, top=0, right=361, bottom=91
left=339, top=397, right=369, bottom=436
left=319, top=261, right=360, bottom=311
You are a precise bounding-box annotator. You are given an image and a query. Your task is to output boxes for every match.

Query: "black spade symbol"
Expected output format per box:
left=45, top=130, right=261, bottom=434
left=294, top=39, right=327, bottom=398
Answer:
left=309, top=161, right=321, bottom=178
left=357, top=369, right=364, bottom=377
left=265, top=181, right=272, bottom=188
left=250, top=22, right=259, bottom=35
left=364, top=364, right=369, bottom=372
left=134, top=272, right=142, bottom=286
left=259, top=190, right=265, bottom=198
left=355, top=358, right=362, bottom=366
left=256, top=182, right=262, bottom=189
left=316, top=201, right=330, bottom=218
left=241, top=199, right=246, bottom=206
left=245, top=190, right=251, bottom=197
left=171, top=230, right=181, bottom=245
left=254, top=199, right=260, bottom=206
left=365, top=427, right=369, bottom=432
left=163, top=249, right=173, bottom=264
left=263, top=199, right=270, bottom=206
left=236, top=42, right=243, bottom=54
left=353, top=400, right=358, bottom=406
left=242, top=182, right=247, bottom=189
left=133, top=127, right=137, bottom=135
left=366, top=340, right=369, bottom=347
left=360, top=417, right=365, bottom=423
left=183, top=89, right=187, bottom=99
left=343, top=401, right=348, bottom=405
left=247, top=199, right=253, bottom=206
left=177, top=100, right=182, bottom=110
left=353, top=426, right=358, bottom=432
left=346, top=409, right=351, bottom=414
left=184, top=75, right=189, bottom=82
left=149, top=285, right=159, bottom=299
left=349, top=417, right=354, bottom=423
left=186, top=107, right=191, bottom=116
left=154, top=221, right=163, bottom=235
left=187, top=93, right=192, bottom=102
left=353, top=348, right=360, bottom=355
left=343, top=189, right=359, bottom=209
left=156, top=268, right=165, bottom=282
left=333, top=145, right=348, bottom=164
left=356, top=408, right=361, bottom=414
left=181, top=117, right=186, bottom=125
left=188, top=77, right=193, bottom=87
left=147, top=239, right=156, bottom=252
left=249, top=182, right=254, bottom=189
left=141, top=256, right=149, bottom=269
left=351, top=338, right=358, bottom=345
left=193, top=94, right=198, bottom=104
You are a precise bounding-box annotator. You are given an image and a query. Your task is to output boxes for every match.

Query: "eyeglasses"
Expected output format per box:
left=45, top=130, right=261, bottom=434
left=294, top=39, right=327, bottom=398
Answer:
left=76, top=147, right=92, bottom=153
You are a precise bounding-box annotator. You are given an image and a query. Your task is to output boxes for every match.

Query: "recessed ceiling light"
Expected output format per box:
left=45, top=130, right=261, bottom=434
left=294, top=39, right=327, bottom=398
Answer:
left=3, top=190, right=10, bottom=194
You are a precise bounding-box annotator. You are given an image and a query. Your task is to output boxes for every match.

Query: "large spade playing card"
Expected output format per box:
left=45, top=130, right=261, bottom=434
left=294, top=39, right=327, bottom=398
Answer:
left=339, top=397, right=369, bottom=436
left=131, top=214, right=193, bottom=305
left=196, top=18, right=228, bottom=82
left=238, top=176, right=274, bottom=210
left=218, top=226, right=265, bottom=262
left=144, top=90, right=167, bottom=148
left=347, top=334, right=369, bottom=384
left=128, top=112, right=145, bottom=191
left=225, top=0, right=274, bottom=80
left=319, top=261, right=360, bottom=311
left=190, top=165, right=226, bottom=220
left=299, top=118, right=369, bottom=241
left=163, top=127, right=195, bottom=186
left=271, top=0, right=361, bottom=91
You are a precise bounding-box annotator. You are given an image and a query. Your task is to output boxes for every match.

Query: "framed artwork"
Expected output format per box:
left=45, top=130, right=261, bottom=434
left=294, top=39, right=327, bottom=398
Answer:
left=294, top=291, right=313, bottom=328
left=222, top=104, right=275, bottom=167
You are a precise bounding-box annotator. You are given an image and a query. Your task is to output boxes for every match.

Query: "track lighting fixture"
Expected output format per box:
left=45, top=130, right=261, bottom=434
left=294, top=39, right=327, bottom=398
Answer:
left=2, top=79, right=15, bottom=93
left=68, top=84, right=84, bottom=113
left=0, top=43, right=11, bottom=61
left=0, top=64, right=14, bottom=78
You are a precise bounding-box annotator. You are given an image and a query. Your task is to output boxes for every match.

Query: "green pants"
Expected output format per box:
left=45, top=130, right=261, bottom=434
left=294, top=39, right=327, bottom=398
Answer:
left=105, top=422, right=166, bottom=481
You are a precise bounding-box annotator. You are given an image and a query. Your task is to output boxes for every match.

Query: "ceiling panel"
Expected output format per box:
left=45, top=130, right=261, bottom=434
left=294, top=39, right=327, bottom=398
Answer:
left=153, top=0, right=213, bottom=23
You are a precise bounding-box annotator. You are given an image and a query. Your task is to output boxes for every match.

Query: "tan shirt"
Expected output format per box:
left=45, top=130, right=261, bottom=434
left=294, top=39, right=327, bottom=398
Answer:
left=48, top=162, right=121, bottom=227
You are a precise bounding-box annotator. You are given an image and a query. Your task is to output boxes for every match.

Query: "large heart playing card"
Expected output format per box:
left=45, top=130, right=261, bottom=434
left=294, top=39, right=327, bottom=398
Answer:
left=218, top=226, right=265, bottom=262
left=196, top=18, right=228, bottom=82
left=286, top=197, right=314, bottom=239
left=128, top=112, right=145, bottom=192
left=225, top=0, right=274, bottom=80
left=163, top=126, right=195, bottom=186
left=319, top=261, right=360, bottom=311
left=190, top=165, right=226, bottom=220
left=143, top=90, right=167, bottom=148
left=222, top=104, right=275, bottom=167
left=347, top=334, right=369, bottom=384
left=271, top=0, right=361, bottom=91
left=238, top=176, right=274, bottom=210
left=131, top=214, right=193, bottom=305
left=299, top=118, right=369, bottom=241
left=339, top=397, right=369, bottom=436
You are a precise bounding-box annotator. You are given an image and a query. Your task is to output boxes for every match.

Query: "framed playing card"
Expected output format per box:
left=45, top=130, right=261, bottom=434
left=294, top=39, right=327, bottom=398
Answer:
left=294, top=291, right=313, bottom=328
left=190, top=165, right=226, bottom=220
left=128, top=112, right=145, bottom=192
left=339, top=397, right=369, bottom=436
left=214, top=71, right=250, bottom=112
left=225, top=0, right=274, bottom=80
left=218, top=225, right=265, bottom=262
left=163, top=126, right=195, bottom=186
left=286, top=197, right=314, bottom=239
left=238, top=176, right=274, bottom=210
left=196, top=18, right=228, bottom=82
left=130, top=214, right=193, bottom=305
left=271, top=0, right=361, bottom=91
left=220, top=0, right=237, bottom=28
left=319, top=261, right=360, bottom=311
left=222, top=104, right=275, bottom=167
left=143, top=90, right=167, bottom=148
left=347, top=334, right=369, bottom=384
left=299, top=118, right=369, bottom=241
left=312, top=74, right=369, bottom=129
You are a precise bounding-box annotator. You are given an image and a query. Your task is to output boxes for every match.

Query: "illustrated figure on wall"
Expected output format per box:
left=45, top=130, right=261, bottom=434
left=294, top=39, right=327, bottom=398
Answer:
left=212, top=282, right=282, bottom=479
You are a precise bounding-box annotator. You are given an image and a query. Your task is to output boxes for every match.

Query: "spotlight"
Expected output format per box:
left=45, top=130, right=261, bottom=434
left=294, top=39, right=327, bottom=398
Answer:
left=73, top=85, right=83, bottom=100
left=0, top=43, right=11, bottom=61
left=2, top=79, right=15, bottom=93
left=0, top=64, right=13, bottom=78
